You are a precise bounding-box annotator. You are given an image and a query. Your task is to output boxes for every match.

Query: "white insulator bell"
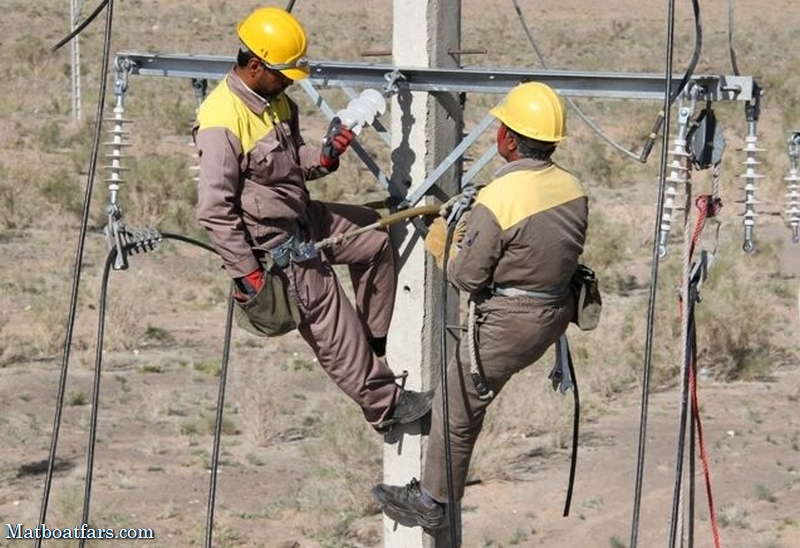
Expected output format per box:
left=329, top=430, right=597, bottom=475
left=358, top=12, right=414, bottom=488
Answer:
left=335, top=89, right=387, bottom=135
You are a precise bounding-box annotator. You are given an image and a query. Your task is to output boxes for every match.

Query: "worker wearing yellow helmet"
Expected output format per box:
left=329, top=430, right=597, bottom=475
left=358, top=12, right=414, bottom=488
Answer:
left=194, top=7, right=433, bottom=436
left=373, top=82, right=588, bottom=531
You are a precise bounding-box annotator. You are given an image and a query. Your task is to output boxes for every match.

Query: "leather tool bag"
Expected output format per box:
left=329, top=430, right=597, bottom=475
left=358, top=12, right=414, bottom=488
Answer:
left=234, top=254, right=300, bottom=338
left=570, top=264, right=602, bottom=331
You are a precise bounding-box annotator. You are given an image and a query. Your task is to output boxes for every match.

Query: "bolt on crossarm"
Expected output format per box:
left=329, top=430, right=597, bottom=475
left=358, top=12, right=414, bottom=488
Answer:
left=785, top=131, right=800, bottom=243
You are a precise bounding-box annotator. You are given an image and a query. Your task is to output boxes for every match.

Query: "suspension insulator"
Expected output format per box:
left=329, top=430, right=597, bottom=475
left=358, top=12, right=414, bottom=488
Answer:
left=103, top=98, right=133, bottom=209
left=785, top=132, right=800, bottom=243
left=658, top=106, right=694, bottom=259
left=738, top=133, right=765, bottom=253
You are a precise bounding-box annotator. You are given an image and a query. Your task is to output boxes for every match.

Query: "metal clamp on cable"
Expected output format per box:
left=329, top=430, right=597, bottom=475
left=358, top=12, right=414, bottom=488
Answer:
left=445, top=183, right=479, bottom=227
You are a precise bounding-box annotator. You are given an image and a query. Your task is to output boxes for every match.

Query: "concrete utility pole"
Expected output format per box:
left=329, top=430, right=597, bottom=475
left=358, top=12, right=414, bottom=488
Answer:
left=385, top=0, right=463, bottom=546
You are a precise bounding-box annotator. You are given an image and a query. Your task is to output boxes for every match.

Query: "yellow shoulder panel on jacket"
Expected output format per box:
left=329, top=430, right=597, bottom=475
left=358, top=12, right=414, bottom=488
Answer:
left=196, top=77, right=276, bottom=153
left=476, top=166, right=585, bottom=230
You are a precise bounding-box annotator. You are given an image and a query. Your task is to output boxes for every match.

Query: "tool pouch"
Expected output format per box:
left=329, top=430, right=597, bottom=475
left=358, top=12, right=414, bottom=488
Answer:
left=234, top=255, right=301, bottom=338
left=570, top=263, right=602, bottom=331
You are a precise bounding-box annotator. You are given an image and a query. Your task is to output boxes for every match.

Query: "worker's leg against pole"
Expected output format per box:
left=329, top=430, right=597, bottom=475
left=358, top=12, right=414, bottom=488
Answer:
left=423, top=302, right=572, bottom=503
left=422, top=339, right=496, bottom=503
left=309, top=201, right=396, bottom=340
left=288, top=255, right=397, bottom=427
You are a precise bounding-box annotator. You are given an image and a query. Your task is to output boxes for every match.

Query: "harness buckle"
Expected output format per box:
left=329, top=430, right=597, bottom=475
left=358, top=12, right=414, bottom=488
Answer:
left=268, top=233, right=318, bottom=268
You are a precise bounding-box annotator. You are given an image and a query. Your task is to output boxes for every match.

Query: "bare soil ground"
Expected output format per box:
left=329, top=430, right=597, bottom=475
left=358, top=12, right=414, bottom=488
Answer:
left=2, top=0, right=800, bottom=547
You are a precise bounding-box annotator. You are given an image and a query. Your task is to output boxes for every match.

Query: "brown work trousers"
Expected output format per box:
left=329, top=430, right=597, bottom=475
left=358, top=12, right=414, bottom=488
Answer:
left=283, top=201, right=399, bottom=427
left=422, top=292, right=575, bottom=502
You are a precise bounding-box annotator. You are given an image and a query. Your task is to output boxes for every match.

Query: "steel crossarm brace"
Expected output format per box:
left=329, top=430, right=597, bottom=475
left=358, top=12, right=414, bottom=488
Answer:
left=116, top=52, right=756, bottom=102
left=463, top=144, right=498, bottom=186
left=405, top=114, right=496, bottom=206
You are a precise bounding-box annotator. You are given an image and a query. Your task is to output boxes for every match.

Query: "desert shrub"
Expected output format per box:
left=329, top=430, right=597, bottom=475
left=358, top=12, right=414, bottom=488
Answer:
left=297, top=401, right=382, bottom=535
left=40, top=168, right=83, bottom=217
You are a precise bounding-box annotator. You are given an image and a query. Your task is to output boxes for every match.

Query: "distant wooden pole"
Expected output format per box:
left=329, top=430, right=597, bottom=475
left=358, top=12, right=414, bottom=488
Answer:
left=385, top=0, right=463, bottom=546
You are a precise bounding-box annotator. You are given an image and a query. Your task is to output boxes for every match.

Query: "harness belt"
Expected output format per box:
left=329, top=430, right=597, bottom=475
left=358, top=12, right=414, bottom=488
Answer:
left=491, top=281, right=570, bottom=299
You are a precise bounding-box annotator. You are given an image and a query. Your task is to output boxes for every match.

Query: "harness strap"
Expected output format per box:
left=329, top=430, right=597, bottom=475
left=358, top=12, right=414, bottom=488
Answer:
left=467, top=299, right=494, bottom=401
left=492, top=280, right=571, bottom=299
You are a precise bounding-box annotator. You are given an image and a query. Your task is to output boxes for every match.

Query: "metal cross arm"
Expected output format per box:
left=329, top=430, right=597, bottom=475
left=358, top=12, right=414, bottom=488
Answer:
left=115, top=52, right=757, bottom=102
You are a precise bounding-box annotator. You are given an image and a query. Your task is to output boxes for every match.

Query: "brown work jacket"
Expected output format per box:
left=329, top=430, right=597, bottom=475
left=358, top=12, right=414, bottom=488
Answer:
left=194, top=69, right=332, bottom=277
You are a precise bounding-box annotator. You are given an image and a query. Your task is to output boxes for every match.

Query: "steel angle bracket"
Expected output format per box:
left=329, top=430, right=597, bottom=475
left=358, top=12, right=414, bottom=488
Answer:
left=116, top=53, right=758, bottom=102
left=114, top=52, right=758, bottom=202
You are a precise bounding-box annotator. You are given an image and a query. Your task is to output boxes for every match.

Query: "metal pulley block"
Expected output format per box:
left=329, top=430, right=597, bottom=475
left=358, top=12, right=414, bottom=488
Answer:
left=687, top=107, right=726, bottom=170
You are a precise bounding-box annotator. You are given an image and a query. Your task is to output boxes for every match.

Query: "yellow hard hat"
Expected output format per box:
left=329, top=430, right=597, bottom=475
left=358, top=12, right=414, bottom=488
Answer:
left=237, top=7, right=310, bottom=81
left=490, top=82, right=566, bottom=142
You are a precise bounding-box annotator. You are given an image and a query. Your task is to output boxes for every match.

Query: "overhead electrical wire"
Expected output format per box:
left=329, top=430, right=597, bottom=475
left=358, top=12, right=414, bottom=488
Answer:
left=36, top=2, right=116, bottom=545
left=510, top=0, right=643, bottom=163
left=51, top=0, right=110, bottom=53
left=439, top=226, right=460, bottom=546
left=629, top=0, right=703, bottom=546
left=728, top=0, right=740, bottom=75
left=639, top=0, right=703, bottom=163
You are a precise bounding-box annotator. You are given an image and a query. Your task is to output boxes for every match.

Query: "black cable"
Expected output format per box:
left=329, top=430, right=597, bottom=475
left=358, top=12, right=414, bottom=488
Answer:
left=667, top=295, right=695, bottom=548
left=562, top=352, right=580, bottom=517
left=439, top=225, right=459, bottom=546
left=628, top=0, right=679, bottom=545
left=161, top=232, right=218, bottom=255
left=77, top=249, right=115, bottom=548
left=74, top=233, right=223, bottom=546
left=285, top=0, right=297, bottom=13
left=510, top=0, right=643, bottom=163
left=205, top=287, right=236, bottom=548
left=51, top=0, right=110, bottom=53
left=728, top=0, right=741, bottom=75
left=639, top=0, right=703, bottom=163
left=36, top=1, right=115, bottom=543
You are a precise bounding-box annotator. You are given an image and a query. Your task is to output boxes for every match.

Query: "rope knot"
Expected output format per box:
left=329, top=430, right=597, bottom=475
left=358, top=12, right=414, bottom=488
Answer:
left=695, top=194, right=723, bottom=218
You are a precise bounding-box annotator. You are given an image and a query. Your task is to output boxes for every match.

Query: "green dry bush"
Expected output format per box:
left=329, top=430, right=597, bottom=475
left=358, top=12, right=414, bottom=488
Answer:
left=40, top=168, right=84, bottom=218
left=127, top=153, right=197, bottom=232
left=693, top=239, right=793, bottom=381
left=297, top=401, right=382, bottom=537
left=581, top=209, right=639, bottom=293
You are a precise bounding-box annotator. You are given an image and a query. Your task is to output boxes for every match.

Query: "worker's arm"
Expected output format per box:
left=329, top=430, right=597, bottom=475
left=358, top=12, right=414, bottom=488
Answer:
left=447, top=204, right=503, bottom=293
left=285, top=100, right=349, bottom=179
left=195, top=126, right=261, bottom=278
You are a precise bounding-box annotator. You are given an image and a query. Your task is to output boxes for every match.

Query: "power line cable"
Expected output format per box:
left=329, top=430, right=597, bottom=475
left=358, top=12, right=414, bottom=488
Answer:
left=36, top=1, right=115, bottom=543
left=51, top=0, right=110, bottom=53
left=510, top=0, right=642, bottom=163
left=727, top=0, right=740, bottom=75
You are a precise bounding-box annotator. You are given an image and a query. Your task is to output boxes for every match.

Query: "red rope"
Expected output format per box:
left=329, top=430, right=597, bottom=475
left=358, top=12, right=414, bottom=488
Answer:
left=688, top=364, right=723, bottom=547
left=683, top=194, right=723, bottom=548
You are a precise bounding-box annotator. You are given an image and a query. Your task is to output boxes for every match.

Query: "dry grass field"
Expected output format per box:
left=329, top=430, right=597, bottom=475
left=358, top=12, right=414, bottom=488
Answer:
left=1, top=0, right=799, bottom=547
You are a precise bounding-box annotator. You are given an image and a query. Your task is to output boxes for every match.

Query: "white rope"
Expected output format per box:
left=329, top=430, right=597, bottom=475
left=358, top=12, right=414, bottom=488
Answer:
left=674, top=165, right=694, bottom=548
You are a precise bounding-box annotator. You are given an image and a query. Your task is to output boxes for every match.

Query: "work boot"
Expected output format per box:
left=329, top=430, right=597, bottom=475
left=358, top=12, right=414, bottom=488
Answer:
left=372, top=478, right=446, bottom=530
left=391, top=389, right=434, bottom=424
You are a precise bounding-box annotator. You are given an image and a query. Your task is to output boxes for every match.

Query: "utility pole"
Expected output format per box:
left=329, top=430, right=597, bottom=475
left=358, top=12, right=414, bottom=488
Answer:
left=385, top=0, right=463, bottom=546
